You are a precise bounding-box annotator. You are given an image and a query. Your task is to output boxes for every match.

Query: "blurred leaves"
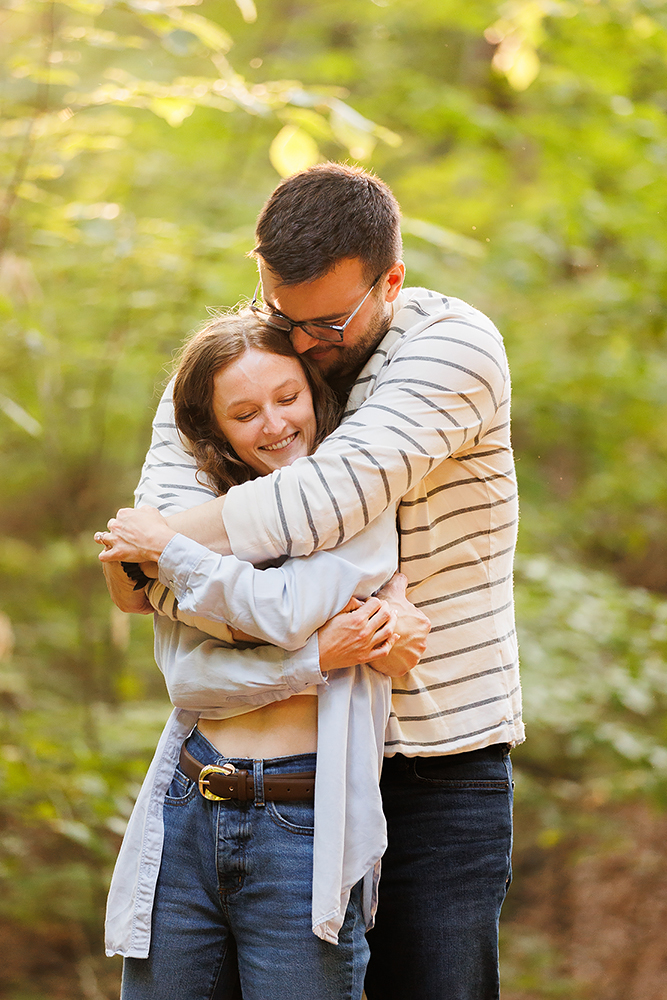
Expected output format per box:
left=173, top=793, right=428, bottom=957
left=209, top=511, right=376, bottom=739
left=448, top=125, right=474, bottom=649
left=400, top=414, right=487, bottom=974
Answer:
left=1, top=0, right=667, bottom=993
left=515, top=555, right=667, bottom=806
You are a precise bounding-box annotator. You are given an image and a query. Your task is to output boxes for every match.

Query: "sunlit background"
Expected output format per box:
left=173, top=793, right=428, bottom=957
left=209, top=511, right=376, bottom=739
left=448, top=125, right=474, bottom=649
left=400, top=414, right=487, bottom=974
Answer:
left=2, top=1, right=667, bottom=996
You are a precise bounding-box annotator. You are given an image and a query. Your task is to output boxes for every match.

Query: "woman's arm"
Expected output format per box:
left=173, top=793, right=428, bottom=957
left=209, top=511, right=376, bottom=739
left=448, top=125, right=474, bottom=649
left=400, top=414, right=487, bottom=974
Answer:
left=98, top=503, right=400, bottom=650
left=156, top=596, right=401, bottom=714
left=98, top=504, right=427, bottom=671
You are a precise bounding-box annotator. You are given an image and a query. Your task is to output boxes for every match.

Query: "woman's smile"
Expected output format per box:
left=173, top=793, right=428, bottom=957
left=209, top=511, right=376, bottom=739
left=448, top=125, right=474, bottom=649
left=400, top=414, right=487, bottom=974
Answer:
left=260, top=431, right=299, bottom=452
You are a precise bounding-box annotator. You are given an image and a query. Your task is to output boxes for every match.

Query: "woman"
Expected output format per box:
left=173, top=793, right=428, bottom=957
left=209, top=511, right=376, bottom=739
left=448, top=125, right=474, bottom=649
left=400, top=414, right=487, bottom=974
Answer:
left=98, top=312, right=404, bottom=1000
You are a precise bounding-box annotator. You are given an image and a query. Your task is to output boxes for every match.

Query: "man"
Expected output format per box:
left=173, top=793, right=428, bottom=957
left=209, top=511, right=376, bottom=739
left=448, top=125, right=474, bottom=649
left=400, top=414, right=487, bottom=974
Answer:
left=106, top=163, right=522, bottom=998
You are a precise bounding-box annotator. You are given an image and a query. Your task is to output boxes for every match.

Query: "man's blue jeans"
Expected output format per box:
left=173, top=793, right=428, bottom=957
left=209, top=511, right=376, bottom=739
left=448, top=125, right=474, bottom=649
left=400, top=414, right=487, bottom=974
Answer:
left=121, top=728, right=369, bottom=1000
left=364, top=744, right=514, bottom=1000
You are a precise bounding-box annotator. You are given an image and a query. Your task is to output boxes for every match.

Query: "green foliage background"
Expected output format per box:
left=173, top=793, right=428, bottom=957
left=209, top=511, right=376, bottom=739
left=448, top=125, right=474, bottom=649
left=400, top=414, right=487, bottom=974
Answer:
left=1, top=0, right=667, bottom=996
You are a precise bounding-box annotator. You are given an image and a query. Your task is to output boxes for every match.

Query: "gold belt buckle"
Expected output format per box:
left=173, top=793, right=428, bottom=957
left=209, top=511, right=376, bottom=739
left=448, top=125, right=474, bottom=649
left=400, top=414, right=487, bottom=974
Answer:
left=198, top=762, right=237, bottom=801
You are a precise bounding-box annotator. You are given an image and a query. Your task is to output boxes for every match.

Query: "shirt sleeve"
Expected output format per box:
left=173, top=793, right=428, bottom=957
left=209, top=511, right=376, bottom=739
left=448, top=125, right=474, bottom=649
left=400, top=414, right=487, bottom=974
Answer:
left=134, top=379, right=217, bottom=514
left=154, top=617, right=324, bottom=715
left=221, top=312, right=509, bottom=561
left=156, top=532, right=377, bottom=651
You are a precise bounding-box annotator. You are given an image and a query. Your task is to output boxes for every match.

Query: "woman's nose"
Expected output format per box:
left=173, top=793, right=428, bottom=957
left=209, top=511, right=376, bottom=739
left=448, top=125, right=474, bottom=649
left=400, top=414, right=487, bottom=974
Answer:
left=262, top=406, right=286, bottom=435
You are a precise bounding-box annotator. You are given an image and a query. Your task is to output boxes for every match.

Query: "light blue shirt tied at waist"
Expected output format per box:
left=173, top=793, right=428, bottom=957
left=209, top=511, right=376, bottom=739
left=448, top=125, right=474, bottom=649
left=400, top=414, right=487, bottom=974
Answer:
left=105, top=505, right=399, bottom=957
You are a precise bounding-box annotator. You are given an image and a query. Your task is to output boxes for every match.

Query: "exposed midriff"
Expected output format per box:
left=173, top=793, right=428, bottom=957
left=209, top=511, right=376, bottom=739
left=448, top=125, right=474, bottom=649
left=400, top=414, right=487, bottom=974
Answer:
left=197, top=692, right=318, bottom=758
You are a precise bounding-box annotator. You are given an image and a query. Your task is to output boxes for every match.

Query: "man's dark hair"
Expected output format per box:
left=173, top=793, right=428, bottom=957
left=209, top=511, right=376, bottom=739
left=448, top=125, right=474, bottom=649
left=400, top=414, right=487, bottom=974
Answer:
left=253, top=162, right=402, bottom=285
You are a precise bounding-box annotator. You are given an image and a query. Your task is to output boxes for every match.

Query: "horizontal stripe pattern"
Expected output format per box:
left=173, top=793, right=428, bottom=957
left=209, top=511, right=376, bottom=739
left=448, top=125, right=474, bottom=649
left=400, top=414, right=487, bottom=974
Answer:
left=138, top=288, right=523, bottom=756
left=317, top=288, right=521, bottom=756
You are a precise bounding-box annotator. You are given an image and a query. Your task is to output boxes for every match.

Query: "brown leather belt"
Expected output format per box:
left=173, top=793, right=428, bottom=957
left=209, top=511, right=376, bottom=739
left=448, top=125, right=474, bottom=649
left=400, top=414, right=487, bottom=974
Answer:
left=179, top=744, right=315, bottom=802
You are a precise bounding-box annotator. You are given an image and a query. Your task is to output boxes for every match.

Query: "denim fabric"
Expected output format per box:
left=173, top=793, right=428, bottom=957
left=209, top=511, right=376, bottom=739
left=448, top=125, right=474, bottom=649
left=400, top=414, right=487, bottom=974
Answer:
left=364, top=744, right=514, bottom=1000
left=121, top=728, right=369, bottom=1000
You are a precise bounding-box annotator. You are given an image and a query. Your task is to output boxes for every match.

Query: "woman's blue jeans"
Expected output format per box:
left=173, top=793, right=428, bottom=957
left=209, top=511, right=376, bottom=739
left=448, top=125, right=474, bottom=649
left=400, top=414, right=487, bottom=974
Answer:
left=121, top=728, right=369, bottom=1000
left=364, top=744, right=514, bottom=1000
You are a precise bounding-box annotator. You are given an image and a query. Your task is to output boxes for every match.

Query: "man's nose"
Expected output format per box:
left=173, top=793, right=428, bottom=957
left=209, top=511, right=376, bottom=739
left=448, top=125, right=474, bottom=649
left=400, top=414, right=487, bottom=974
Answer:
left=290, top=325, right=312, bottom=355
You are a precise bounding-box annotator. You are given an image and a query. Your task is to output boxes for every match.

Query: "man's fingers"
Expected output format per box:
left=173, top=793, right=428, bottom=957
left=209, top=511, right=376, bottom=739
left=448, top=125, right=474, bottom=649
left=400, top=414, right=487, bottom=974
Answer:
left=375, top=570, right=409, bottom=601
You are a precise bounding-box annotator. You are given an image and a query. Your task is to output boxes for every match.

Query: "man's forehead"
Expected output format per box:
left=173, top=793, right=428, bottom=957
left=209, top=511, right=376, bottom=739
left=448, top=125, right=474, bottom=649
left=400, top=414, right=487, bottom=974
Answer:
left=259, top=257, right=368, bottom=308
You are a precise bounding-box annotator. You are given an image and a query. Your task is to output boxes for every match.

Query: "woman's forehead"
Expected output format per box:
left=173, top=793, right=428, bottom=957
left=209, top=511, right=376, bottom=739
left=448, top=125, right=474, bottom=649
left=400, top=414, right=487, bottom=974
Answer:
left=213, top=350, right=308, bottom=408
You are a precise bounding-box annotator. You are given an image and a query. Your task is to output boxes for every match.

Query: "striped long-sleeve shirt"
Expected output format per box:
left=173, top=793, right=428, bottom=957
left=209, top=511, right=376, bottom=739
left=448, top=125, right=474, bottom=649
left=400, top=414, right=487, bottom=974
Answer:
left=137, top=286, right=523, bottom=756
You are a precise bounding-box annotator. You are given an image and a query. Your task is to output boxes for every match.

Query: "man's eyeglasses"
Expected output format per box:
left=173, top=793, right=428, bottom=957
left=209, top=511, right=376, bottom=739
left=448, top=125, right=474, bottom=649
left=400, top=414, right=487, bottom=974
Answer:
left=250, top=275, right=381, bottom=344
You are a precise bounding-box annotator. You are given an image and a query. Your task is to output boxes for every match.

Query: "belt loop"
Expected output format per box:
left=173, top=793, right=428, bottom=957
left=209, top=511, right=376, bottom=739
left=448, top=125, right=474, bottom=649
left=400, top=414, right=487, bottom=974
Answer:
left=253, top=759, right=265, bottom=808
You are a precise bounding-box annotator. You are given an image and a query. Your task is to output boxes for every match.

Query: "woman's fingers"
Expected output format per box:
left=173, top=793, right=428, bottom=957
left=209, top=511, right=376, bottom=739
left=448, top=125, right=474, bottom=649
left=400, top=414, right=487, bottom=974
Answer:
left=351, top=597, right=393, bottom=639
left=94, top=506, right=175, bottom=563
left=366, top=609, right=398, bottom=649
left=318, top=596, right=401, bottom=672
left=353, top=595, right=383, bottom=619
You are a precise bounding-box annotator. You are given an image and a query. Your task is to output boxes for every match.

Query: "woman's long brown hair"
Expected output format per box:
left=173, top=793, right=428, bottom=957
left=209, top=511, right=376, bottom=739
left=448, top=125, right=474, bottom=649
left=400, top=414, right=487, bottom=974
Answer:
left=172, top=309, right=341, bottom=495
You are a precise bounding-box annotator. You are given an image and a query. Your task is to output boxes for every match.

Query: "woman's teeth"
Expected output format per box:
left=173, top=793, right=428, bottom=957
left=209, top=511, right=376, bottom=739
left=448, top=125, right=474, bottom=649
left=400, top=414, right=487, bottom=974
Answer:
left=262, top=432, right=298, bottom=452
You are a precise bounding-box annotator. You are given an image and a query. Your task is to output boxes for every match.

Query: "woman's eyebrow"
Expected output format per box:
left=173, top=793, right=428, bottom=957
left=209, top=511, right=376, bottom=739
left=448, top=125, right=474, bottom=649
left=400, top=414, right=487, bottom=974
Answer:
left=225, top=379, right=303, bottom=409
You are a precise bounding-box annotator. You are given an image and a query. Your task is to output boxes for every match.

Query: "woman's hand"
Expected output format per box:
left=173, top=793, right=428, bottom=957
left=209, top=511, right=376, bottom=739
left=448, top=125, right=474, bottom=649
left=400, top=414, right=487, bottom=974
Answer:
left=317, top=596, right=402, bottom=675
left=95, top=507, right=176, bottom=564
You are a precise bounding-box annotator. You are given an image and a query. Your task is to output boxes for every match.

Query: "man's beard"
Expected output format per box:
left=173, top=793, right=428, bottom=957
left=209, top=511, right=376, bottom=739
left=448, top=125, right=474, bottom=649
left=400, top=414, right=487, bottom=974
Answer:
left=306, top=300, right=393, bottom=396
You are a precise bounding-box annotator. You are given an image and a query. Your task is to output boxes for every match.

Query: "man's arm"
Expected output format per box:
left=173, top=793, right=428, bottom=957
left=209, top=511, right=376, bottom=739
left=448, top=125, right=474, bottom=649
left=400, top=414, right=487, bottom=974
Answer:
left=99, top=492, right=428, bottom=673
left=222, top=306, right=508, bottom=562
left=132, top=379, right=218, bottom=516
left=101, top=562, right=153, bottom=615
left=141, top=304, right=508, bottom=564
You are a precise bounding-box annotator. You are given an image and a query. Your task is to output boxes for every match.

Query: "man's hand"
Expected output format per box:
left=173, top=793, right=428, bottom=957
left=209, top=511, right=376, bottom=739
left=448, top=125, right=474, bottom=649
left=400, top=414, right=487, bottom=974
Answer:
left=317, top=596, right=400, bottom=674
left=96, top=506, right=176, bottom=563
left=372, top=572, right=430, bottom=675
left=101, top=562, right=153, bottom=615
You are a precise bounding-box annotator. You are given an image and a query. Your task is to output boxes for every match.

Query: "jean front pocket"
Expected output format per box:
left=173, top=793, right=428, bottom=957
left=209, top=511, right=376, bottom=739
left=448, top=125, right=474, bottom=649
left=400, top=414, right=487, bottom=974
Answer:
left=412, top=751, right=511, bottom=791
left=164, top=763, right=197, bottom=803
left=266, top=799, right=315, bottom=835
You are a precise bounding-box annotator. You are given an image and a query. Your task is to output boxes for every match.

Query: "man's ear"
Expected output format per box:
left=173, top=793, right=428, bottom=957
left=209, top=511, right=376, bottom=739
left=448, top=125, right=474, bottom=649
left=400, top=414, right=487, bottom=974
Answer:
left=382, top=261, right=405, bottom=304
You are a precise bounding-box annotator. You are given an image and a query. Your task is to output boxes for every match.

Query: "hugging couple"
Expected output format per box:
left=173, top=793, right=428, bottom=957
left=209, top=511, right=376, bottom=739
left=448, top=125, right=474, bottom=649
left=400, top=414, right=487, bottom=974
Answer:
left=97, top=162, right=522, bottom=1000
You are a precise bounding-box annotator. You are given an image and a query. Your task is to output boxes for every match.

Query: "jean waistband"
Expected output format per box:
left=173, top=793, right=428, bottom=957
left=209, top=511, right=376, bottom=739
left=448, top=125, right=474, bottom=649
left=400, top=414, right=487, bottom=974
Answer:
left=382, top=742, right=511, bottom=773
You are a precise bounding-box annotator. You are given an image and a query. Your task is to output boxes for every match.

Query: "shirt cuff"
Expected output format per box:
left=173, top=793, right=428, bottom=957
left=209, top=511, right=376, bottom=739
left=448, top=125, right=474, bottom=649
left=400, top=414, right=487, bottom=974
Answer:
left=157, top=533, right=209, bottom=598
left=283, top=633, right=327, bottom=693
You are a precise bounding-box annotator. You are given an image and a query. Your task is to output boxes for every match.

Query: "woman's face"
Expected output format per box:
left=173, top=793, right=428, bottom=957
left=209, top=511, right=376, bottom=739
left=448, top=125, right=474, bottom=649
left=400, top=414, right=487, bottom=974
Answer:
left=212, top=348, right=318, bottom=476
